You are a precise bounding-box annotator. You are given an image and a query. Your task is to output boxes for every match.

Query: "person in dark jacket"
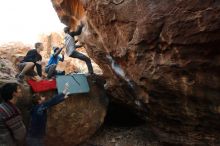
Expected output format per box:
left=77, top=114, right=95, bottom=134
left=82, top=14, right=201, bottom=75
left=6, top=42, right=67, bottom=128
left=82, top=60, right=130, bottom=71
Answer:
left=26, top=83, right=70, bottom=146
left=17, top=42, right=44, bottom=82
left=45, top=46, right=65, bottom=79
left=64, top=22, right=94, bottom=74
left=0, top=83, right=26, bottom=146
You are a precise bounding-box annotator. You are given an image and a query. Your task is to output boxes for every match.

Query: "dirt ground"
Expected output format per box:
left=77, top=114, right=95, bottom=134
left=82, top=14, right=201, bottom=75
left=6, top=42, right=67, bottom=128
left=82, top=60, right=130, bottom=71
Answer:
left=79, top=124, right=159, bottom=146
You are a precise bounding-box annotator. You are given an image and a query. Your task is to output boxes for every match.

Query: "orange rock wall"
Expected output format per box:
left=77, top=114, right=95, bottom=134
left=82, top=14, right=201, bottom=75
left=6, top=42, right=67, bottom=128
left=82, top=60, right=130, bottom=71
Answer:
left=51, top=0, right=220, bottom=145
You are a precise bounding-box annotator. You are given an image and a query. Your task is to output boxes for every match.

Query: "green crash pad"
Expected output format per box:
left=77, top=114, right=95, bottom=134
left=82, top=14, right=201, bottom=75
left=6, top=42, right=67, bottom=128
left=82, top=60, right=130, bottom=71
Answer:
left=56, top=74, right=90, bottom=94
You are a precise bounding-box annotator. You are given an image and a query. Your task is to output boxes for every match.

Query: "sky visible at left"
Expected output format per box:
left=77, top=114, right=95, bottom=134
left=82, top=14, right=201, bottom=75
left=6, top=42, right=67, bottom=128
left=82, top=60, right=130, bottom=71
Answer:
left=0, top=0, right=65, bottom=44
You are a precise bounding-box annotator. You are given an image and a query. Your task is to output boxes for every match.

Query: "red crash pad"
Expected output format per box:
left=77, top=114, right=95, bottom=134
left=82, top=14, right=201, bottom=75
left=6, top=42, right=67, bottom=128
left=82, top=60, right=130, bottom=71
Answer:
left=27, top=79, right=57, bottom=92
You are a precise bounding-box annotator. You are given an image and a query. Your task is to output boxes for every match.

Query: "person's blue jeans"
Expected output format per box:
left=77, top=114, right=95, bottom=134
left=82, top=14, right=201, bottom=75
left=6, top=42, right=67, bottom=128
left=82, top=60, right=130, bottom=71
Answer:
left=45, top=64, right=56, bottom=78
left=26, top=137, right=44, bottom=146
left=45, top=64, right=65, bottom=78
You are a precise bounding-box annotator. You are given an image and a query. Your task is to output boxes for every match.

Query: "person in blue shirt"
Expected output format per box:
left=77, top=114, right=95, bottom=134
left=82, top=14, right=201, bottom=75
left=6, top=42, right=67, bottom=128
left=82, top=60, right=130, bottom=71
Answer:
left=26, top=83, right=70, bottom=146
left=45, top=46, right=65, bottom=79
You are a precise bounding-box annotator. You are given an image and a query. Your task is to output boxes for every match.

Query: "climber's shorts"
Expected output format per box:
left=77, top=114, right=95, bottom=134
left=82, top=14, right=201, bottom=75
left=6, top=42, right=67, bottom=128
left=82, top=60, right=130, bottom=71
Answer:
left=17, top=62, right=37, bottom=76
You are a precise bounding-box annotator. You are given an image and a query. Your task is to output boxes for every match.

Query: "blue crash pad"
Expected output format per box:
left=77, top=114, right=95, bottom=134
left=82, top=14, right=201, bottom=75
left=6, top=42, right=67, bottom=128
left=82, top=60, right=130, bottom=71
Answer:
left=56, top=74, right=90, bottom=94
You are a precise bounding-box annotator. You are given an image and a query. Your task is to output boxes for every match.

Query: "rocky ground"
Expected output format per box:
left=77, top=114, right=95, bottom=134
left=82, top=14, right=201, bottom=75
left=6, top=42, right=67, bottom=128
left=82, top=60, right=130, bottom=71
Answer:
left=81, top=125, right=154, bottom=146
left=80, top=102, right=155, bottom=146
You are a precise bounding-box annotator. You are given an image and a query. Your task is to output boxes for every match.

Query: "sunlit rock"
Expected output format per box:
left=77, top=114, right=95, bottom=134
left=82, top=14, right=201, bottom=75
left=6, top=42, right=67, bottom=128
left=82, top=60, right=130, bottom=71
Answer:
left=52, top=0, right=220, bottom=145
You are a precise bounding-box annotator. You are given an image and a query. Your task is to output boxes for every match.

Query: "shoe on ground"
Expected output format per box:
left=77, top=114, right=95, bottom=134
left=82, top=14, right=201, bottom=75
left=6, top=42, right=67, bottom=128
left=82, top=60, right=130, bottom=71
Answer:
left=17, top=74, right=24, bottom=83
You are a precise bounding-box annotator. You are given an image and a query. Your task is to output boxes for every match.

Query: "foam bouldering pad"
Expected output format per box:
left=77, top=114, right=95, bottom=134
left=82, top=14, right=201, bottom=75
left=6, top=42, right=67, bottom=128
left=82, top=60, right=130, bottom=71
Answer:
left=56, top=74, right=90, bottom=94
left=27, top=79, right=57, bottom=92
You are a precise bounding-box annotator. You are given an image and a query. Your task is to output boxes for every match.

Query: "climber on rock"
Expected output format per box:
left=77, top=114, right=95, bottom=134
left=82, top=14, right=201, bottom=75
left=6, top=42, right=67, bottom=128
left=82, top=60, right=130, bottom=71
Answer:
left=63, top=22, right=94, bottom=75
left=17, top=42, right=44, bottom=82
left=45, top=46, right=65, bottom=79
left=26, top=82, right=70, bottom=146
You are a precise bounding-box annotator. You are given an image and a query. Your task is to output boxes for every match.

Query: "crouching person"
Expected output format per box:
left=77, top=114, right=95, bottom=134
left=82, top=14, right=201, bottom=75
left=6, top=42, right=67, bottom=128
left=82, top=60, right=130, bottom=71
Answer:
left=0, top=83, right=26, bottom=146
left=26, top=83, right=70, bottom=146
left=17, top=42, right=44, bottom=83
left=45, top=46, right=65, bottom=79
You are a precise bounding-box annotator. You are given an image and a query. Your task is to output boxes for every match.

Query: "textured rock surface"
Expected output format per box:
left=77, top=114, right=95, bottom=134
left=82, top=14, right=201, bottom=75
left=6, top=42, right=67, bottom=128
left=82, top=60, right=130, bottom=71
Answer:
left=80, top=125, right=157, bottom=146
left=0, top=57, right=17, bottom=81
left=52, top=0, right=220, bottom=145
left=45, top=76, right=108, bottom=146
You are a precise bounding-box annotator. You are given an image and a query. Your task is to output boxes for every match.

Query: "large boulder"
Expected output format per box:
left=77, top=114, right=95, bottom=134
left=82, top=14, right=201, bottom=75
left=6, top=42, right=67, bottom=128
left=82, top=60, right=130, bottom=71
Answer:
left=51, top=0, right=220, bottom=145
left=45, top=76, right=108, bottom=145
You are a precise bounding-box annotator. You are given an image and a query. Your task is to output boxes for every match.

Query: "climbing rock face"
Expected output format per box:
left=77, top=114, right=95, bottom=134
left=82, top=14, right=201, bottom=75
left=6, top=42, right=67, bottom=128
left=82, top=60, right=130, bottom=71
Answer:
left=45, top=76, right=108, bottom=146
left=52, top=0, right=220, bottom=145
left=0, top=57, right=17, bottom=81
